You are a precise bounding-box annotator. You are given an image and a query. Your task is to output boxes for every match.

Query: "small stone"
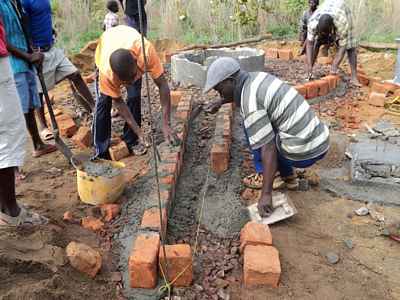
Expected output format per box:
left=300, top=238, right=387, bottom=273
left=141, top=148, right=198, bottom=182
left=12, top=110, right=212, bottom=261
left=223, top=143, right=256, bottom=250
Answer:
left=382, top=228, right=390, bottom=236
left=66, top=242, right=102, bottom=278
left=194, top=284, right=204, bottom=292
left=215, top=278, right=229, bottom=289
left=230, top=247, right=238, bottom=255
left=354, top=207, right=369, bottom=216
left=217, top=289, right=230, bottom=300
left=110, top=272, right=122, bottom=282
left=326, top=252, right=340, bottom=264
left=216, top=270, right=225, bottom=278
left=344, top=239, right=354, bottom=249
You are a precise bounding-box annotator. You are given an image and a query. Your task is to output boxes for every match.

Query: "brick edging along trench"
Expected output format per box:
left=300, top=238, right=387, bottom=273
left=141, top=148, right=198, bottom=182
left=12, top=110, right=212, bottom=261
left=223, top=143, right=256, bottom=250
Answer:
left=129, top=90, right=194, bottom=289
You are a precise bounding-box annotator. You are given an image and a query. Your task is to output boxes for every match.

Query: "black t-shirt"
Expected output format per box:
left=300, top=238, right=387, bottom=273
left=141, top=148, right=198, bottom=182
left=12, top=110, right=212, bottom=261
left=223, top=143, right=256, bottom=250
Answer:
left=123, top=0, right=146, bottom=18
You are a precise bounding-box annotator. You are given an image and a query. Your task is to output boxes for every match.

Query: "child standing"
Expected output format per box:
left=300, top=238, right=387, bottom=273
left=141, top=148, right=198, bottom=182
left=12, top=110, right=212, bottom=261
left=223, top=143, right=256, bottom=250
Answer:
left=103, top=0, right=119, bottom=31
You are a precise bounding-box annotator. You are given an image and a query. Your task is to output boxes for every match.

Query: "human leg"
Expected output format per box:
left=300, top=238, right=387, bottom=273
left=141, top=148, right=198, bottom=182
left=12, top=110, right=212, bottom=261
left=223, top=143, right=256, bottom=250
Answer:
left=122, top=78, right=142, bottom=148
left=93, top=75, right=113, bottom=159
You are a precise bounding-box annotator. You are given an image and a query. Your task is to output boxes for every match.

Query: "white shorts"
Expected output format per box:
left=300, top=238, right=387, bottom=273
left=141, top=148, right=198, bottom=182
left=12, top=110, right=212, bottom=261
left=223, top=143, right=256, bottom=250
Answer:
left=0, top=57, right=27, bottom=169
left=36, top=47, right=78, bottom=93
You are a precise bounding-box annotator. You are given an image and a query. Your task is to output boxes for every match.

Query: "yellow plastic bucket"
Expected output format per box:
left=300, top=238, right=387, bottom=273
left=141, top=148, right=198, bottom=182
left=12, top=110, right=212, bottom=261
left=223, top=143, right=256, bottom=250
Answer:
left=77, top=160, right=126, bottom=205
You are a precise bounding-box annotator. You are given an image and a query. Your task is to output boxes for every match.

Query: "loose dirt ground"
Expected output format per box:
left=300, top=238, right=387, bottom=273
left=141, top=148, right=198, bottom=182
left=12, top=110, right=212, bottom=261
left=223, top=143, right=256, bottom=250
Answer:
left=1, top=39, right=399, bottom=300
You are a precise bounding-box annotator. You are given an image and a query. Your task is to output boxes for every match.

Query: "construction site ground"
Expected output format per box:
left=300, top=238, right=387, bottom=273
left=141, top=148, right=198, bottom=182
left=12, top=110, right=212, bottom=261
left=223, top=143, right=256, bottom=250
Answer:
left=1, top=40, right=399, bottom=300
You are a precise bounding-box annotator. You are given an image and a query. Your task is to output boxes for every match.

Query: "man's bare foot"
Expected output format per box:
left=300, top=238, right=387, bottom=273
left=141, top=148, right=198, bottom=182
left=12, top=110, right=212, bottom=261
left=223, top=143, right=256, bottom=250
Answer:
left=258, top=193, right=274, bottom=218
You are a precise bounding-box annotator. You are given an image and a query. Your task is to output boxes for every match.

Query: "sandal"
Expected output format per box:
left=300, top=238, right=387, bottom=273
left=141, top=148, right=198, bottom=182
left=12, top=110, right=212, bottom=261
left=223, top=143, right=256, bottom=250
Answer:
left=273, top=175, right=299, bottom=190
left=131, top=143, right=147, bottom=156
left=0, top=207, right=48, bottom=227
left=40, top=128, right=54, bottom=141
left=32, top=144, right=57, bottom=158
left=243, top=173, right=263, bottom=189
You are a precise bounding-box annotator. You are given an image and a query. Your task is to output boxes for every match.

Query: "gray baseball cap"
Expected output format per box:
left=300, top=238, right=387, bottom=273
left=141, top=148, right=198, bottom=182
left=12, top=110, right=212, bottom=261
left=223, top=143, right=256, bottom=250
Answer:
left=203, top=57, right=240, bottom=93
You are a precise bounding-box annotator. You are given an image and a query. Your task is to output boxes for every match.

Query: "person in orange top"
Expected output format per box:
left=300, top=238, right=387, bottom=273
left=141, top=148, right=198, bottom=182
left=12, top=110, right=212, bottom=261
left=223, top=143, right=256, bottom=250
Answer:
left=94, top=25, right=176, bottom=158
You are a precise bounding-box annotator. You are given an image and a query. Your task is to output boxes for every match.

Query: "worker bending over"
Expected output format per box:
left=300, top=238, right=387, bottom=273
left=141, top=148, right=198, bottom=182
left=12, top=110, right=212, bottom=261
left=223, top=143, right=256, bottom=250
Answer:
left=204, top=57, right=330, bottom=217
left=306, top=0, right=359, bottom=84
left=94, top=25, right=176, bottom=159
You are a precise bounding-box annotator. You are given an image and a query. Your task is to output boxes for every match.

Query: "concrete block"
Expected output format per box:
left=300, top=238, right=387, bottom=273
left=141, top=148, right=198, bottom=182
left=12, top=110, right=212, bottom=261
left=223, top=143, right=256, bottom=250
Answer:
left=172, top=48, right=265, bottom=88
left=129, top=233, right=160, bottom=288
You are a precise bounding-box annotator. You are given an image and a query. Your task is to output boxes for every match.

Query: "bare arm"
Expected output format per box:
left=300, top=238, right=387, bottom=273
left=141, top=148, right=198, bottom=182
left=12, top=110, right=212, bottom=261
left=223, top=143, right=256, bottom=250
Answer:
left=7, top=44, right=44, bottom=66
left=153, top=74, right=177, bottom=143
left=331, top=46, right=346, bottom=74
left=113, top=97, right=142, bottom=139
left=257, top=141, right=278, bottom=217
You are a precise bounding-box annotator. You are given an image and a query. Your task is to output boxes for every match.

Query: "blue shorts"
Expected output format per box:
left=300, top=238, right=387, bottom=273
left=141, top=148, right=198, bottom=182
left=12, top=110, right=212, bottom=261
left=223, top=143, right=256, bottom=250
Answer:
left=14, top=70, right=41, bottom=113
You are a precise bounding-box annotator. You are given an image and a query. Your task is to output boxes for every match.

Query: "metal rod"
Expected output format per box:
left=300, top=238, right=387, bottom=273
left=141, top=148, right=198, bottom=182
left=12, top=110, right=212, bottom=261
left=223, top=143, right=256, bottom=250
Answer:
left=137, top=0, right=170, bottom=289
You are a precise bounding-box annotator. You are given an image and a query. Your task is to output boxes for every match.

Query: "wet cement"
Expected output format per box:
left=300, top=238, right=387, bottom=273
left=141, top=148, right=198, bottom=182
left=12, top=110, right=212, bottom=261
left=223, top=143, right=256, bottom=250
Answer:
left=83, top=160, right=122, bottom=178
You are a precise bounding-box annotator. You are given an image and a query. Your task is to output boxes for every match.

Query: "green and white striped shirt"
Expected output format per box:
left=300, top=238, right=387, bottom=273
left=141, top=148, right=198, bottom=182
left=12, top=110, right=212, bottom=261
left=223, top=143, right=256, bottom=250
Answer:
left=241, top=72, right=329, bottom=161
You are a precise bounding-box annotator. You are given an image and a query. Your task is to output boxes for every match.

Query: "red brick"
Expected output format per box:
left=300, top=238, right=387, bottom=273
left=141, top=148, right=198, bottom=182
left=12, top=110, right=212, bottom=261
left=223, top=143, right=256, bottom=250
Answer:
left=317, top=56, right=333, bottom=65
left=159, top=163, right=178, bottom=178
left=66, top=242, right=102, bottom=278
left=100, top=204, right=120, bottom=222
left=370, top=82, right=389, bottom=94
left=129, top=233, right=160, bottom=288
left=72, top=126, right=92, bottom=149
left=109, top=141, right=130, bottom=161
left=81, top=216, right=104, bottom=231
left=63, top=211, right=74, bottom=222
left=357, top=73, right=370, bottom=86
left=295, top=85, right=307, bottom=98
left=383, top=82, right=400, bottom=94
left=141, top=207, right=168, bottom=234
left=56, top=114, right=77, bottom=137
left=211, top=143, right=229, bottom=174
left=325, top=75, right=340, bottom=90
left=368, top=92, right=386, bottom=107
left=159, top=244, right=193, bottom=287
left=266, top=48, right=278, bottom=59
left=315, top=80, right=329, bottom=96
left=175, top=110, right=190, bottom=122
left=170, top=90, right=184, bottom=107
left=160, top=174, right=175, bottom=185
left=304, top=82, right=319, bottom=99
left=244, top=245, right=281, bottom=288
left=278, top=49, right=293, bottom=61
left=240, top=222, right=273, bottom=253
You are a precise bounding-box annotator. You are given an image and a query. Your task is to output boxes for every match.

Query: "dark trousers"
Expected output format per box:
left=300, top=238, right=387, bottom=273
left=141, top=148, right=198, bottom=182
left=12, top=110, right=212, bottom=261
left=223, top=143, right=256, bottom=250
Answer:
left=93, top=75, right=142, bottom=159
left=126, top=14, right=147, bottom=36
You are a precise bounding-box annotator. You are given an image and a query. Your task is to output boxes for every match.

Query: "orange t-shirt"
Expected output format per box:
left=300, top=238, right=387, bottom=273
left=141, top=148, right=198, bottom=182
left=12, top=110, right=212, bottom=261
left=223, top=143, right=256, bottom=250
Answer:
left=95, top=25, right=164, bottom=98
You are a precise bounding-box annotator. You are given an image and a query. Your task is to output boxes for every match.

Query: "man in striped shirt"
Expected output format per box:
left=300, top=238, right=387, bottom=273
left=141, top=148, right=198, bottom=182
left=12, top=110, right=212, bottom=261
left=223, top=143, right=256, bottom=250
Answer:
left=204, top=57, right=330, bottom=217
left=306, top=0, right=359, bottom=85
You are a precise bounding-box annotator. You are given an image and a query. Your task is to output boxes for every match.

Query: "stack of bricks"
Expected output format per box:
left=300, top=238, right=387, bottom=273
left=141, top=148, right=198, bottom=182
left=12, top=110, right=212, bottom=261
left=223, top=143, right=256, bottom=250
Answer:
left=45, top=108, right=78, bottom=138
left=240, top=222, right=281, bottom=288
left=129, top=92, right=194, bottom=289
left=294, top=74, right=340, bottom=100
left=210, top=103, right=234, bottom=175
left=265, top=48, right=294, bottom=61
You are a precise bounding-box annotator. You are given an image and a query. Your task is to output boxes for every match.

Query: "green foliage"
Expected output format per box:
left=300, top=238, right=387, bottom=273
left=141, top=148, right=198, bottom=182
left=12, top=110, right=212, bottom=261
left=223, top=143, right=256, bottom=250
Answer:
left=285, top=0, right=307, bottom=24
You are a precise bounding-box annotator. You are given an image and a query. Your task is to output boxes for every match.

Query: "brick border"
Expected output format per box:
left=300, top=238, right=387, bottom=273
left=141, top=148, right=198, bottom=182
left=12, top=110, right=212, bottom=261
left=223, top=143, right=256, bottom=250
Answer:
left=129, top=92, right=194, bottom=289
left=210, top=103, right=234, bottom=175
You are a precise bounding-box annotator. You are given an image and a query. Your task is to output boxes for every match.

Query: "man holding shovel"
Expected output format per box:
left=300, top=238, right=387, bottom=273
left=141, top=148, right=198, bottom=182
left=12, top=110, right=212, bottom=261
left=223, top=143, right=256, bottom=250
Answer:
left=203, top=57, right=330, bottom=217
